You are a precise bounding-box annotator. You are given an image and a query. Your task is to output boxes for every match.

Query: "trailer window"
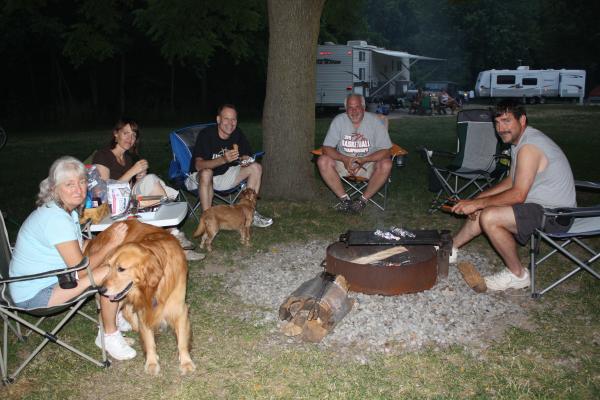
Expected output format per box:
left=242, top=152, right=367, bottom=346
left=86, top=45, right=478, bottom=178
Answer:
left=522, top=78, right=537, bottom=86
left=359, top=51, right=365, bottom=62
left=496, top=75, right=515, bottom=85
left=359, top=68, right=365, bottom=80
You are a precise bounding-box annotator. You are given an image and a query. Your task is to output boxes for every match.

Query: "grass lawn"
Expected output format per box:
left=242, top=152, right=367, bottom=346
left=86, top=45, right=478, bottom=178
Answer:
left=1, top=105, right=599, bottom=399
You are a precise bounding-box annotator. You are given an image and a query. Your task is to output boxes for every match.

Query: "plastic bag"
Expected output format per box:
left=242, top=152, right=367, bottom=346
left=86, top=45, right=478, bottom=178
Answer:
left=107, top=180, right=131, bottom=216
left=85, top=164, right=107, bottom=204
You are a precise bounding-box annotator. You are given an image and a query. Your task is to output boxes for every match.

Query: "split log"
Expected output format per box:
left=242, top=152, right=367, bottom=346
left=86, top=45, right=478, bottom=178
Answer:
left=458, top=261, right=487, bottom=293
left=351, top=246, right=408, bottom=264
left=279, top=272, right=354, bottom=342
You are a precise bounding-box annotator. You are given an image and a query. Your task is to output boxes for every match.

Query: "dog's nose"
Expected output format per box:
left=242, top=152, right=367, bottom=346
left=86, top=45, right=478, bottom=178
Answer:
left=98, top=286, right=107, bottom=295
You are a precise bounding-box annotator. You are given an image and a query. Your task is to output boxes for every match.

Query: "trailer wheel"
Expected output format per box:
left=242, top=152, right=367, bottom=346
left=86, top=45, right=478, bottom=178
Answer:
left=539, top=97, right=546, bottom=104
left=528, top=97, right=537, bottom=105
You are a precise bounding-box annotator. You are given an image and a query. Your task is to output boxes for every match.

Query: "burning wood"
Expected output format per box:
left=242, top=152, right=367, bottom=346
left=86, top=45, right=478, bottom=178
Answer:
left=279, top=273, right=354, bottom=342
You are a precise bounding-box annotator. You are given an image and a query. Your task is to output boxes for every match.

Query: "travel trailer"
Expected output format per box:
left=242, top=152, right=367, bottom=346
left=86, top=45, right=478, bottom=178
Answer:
left=315, top=40, right=442, bottom=109
left=475, top=67, right=586, bottom=104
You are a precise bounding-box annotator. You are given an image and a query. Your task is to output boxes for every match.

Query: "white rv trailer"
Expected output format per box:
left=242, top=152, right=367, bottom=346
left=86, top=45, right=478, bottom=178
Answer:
left=315, top=40, right=443, bottom=108
left=475, top=67, right=586, bottom=104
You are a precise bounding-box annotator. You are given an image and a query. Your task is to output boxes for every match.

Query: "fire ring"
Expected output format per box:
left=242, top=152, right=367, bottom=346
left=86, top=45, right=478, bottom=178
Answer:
left=325, top=242, right=439, bottom=295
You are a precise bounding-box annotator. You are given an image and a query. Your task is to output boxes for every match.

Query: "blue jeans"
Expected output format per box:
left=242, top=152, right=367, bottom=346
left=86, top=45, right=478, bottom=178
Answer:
left=14, top=283, right=56, bottom=309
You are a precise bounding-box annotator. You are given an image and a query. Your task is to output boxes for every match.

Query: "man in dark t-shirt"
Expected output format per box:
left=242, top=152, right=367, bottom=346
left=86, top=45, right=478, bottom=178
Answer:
left=188, top=104, right=272, bottom=227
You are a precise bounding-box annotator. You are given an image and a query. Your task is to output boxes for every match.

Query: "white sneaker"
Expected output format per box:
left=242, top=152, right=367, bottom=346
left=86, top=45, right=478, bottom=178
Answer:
left=449, top=247, right=458, bottom=264
left=171, top=228, right=195, bottom=250
left=184, top=249, right=206, bottom=261
left=484, top=268, right=530, bottom=291
left=116, top=311, right=131, bottom=332
left=252, top=211, right=273, bottom=228
left=95, top=330, right=136, bottom=360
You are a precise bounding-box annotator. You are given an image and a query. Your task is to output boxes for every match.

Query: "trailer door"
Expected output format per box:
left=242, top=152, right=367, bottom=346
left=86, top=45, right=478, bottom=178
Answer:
left=316, top=46, right=353, bottom=107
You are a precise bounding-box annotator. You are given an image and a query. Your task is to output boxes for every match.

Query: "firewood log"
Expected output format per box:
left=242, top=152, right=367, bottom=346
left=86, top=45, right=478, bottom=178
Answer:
left=351, top=246, right=408, bottom=264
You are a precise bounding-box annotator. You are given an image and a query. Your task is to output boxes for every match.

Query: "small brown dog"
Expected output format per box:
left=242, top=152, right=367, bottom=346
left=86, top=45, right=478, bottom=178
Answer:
left=193, top=188, right=257, bottom=251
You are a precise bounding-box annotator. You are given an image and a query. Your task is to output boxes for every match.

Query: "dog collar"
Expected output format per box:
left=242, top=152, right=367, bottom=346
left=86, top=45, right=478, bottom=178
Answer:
left=111, top=282, right=133, bottom=302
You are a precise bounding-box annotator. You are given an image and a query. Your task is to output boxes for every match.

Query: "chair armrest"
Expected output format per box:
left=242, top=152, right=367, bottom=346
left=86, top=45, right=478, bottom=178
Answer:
left=417, top=146, right=455, bottom=163
left=0, top=257, right=90, bottom=284
left=391, top=143, right=408, bottom=157
left=575, top=180, right=600, bottom=191
left=544, top=205, right=600, bottom=219
left=311, top=148, right=323, bottom=157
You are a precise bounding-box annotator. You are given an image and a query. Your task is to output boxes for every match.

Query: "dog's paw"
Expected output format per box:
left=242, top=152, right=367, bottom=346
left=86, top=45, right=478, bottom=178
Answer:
left=145, top=361, right=161, bottom=375
left=179, top=360, right=196, bottom=375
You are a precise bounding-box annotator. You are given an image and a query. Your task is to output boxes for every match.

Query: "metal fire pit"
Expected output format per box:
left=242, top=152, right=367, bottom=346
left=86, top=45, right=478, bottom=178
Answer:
left=324, top=230, right=452, bottom=296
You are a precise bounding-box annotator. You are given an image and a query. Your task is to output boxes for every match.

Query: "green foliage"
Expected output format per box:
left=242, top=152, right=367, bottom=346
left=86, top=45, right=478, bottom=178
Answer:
left=63, top=0, right=133, bottom=67
left=134, top=0, right=264, bottom=67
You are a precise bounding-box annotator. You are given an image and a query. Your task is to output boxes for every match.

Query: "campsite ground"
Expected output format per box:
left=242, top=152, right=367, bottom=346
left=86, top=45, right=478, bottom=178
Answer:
left=1, top=105, right=599, bottom=399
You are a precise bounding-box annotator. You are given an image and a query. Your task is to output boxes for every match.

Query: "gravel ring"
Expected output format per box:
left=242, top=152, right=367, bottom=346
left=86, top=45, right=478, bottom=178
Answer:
left=224, top=239, right=531, bottom=354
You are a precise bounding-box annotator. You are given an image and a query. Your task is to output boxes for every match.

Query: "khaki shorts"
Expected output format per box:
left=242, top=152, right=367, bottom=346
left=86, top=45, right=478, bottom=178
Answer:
left=335, top=160, right=374, bottom=179
left=185, top=166, right=242, bottom=192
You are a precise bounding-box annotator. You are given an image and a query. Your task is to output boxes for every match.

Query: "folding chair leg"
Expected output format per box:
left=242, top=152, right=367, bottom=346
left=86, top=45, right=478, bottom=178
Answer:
left=2, top=298, right=109, bottom=383
left=531, top=232, right=600, bottom=298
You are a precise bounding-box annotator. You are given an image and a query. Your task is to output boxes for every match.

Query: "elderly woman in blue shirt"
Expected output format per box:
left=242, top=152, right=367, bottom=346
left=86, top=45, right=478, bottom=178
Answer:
left=9, top=156, right=136, bottom=361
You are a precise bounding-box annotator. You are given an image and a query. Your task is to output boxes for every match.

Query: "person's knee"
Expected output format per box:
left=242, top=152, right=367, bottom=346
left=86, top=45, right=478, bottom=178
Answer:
left=376, top=158, right=392, bottom=173
left=198, top=169, right=213, bottom=186
left=317, top=155, right=334, bottom=172
left=247, top=162, right=262, bottom=177
left=479, top=207, right=504, bottom=233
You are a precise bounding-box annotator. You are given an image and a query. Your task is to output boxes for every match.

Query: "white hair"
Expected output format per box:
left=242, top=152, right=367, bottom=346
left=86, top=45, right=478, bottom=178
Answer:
left=344, top=94, right=366, bottom=109
left=37, top=156, right=86, bottom=209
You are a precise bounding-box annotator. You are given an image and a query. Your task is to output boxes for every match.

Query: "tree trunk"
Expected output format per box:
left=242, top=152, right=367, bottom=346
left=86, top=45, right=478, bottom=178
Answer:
left=262, top=0, right=325, bottom=200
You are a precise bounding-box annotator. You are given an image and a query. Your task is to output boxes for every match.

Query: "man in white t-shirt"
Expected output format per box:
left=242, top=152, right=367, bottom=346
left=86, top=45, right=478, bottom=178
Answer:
left=317, top=94, right=393, bottom=213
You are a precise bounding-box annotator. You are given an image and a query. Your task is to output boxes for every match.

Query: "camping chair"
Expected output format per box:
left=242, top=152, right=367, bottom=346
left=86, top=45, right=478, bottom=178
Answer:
left=168, top=123, right=263, bottom=222
left=0, top=210, right=108, bottom=384
left=419, top=108, right=510, bottom=213
left=311, top=143, right=408, bottom=211
left=530, top=180, right=600, bottom=298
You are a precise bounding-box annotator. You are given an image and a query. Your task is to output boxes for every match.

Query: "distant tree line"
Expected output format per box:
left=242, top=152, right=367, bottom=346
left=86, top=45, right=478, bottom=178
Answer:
left=1, top=0, right=598, bottom=127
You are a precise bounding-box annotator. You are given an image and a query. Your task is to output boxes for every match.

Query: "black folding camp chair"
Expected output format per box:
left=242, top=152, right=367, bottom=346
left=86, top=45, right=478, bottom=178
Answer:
left=530, top=180, right=600, bottom=298
left=168, top=123, right=263, bottom=222
left=0, top=210, right=109, bottom=385
left=419, top=109, right=510, bottom=213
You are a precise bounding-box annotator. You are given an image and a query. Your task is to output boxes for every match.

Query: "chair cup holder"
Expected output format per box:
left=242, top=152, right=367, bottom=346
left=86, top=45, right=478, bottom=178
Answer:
left=395, top=154, right=407, bottom=168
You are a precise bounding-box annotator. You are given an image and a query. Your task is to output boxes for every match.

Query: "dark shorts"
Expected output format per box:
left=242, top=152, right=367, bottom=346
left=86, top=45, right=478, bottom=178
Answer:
left=513, top=203, right=573, bottom=245
left=14, top=283, right=56, bottom=309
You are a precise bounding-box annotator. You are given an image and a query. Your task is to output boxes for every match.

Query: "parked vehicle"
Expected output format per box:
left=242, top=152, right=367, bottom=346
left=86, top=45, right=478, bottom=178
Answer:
left=315, top=40, right=442, bottom=109
left=475, top=67, right=586, bottom=104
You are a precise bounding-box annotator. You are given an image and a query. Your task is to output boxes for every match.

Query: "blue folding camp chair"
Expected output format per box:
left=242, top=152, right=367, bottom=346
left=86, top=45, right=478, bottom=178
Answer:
left=168, top=123, right=263, bottom=222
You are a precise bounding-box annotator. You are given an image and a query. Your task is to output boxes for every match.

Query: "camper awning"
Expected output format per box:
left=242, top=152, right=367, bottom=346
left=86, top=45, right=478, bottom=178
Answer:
left=369, top=48, right=444, bottom=62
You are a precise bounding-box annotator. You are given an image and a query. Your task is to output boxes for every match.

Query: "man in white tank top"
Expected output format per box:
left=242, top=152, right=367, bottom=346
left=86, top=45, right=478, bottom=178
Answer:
left=449, top=100, right=576, bottom=291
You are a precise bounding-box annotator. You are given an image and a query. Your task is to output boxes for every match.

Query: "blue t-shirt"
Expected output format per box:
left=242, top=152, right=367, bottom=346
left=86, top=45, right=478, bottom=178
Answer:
left=9, top=202, right=83, bottom=303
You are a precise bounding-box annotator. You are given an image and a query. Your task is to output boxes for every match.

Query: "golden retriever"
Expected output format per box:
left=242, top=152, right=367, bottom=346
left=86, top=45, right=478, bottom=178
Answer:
left=87, top=220, right=195, bottom=375
left=193, top=188, right=257, bottom=252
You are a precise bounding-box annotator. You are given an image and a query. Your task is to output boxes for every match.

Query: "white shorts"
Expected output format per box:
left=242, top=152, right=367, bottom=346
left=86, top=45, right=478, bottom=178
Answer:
left=185, top=166, right=241, bottom=192
left=132, top=174, right=178, bottom=199
left=334, top=160, right=374, bottom=179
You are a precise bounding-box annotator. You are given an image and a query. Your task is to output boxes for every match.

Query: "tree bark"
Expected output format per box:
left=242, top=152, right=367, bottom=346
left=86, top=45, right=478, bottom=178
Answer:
left=262, top=0, right=325, bottom=200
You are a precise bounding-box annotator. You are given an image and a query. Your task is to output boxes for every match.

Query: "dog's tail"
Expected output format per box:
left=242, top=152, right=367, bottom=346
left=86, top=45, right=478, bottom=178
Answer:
left=193, top=218, right=206, bottom=238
